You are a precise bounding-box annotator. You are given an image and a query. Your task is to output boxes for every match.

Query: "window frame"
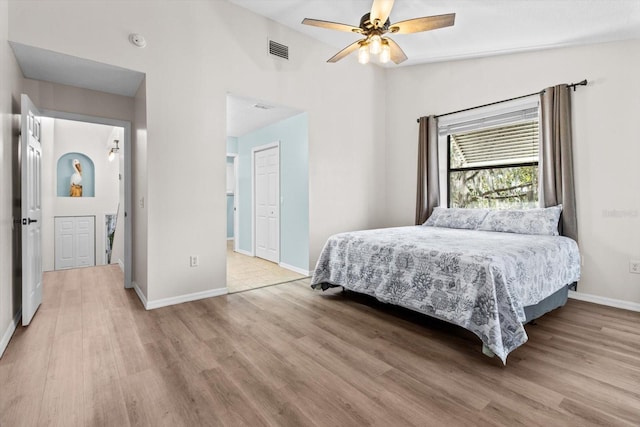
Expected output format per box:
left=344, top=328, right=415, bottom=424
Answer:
left=436, top=95, right=541, bottom=209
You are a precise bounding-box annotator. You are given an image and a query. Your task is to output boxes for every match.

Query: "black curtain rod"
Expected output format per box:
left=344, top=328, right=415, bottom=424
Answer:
left=416, top=79, right=588, bottom=123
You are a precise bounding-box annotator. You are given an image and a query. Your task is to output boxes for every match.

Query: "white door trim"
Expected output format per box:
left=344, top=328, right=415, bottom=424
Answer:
left=234, top=156, right=239, bottom=252
left=226, top=153, right=239, bottom=252
left=41, top=109, right=133, bottom=289
left=251, top=141, right=280, bottom=260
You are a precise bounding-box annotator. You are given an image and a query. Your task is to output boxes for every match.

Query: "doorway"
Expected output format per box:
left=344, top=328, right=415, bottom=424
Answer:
left=225, top=94, right=310, bottom=293
left=41, top=118, right=125, bottom=274
left=9, top=44, right=141, bottom=331
left=38, top=110, right=132, bottom=287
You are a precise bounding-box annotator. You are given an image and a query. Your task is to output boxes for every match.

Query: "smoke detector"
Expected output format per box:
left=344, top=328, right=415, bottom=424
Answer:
left=129, top=33, right=147, bottom=48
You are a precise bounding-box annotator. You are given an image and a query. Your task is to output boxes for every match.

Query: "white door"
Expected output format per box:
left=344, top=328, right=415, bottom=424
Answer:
left=21, top=94, right=43, bottom=326
left=254, top=145, right=279, bottom=263
left=55, top=216, right=96, bottom=270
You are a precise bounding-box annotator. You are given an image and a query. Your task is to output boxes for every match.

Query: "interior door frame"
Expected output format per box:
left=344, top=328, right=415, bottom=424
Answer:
left=251, top=141, right=280, bottom=260
left=41, top=109, right=133, bottom=288
left=226, top=153, right=239, bottom=252
left=233, top=155, right=240, bottom=252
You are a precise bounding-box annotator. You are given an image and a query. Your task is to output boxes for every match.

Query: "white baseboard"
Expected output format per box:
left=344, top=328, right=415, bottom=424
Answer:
left=279, top=262, right=310, bottom=276
left=226, top=237, right=234, bottom=241
left=117, top=259, right=124, bottom=272
left=132, top=281, right=148, bottom=308
left=569, top=290, right=640, bottom=312
left=235, top=248, right=253, bottom=257
left=0, top=309, right=21, bottom=358
left=145, top=287, right=228, bottom=310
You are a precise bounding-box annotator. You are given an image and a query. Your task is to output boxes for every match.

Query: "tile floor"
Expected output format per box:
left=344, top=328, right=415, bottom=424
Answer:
left=226, top=240, right=307, bottom=293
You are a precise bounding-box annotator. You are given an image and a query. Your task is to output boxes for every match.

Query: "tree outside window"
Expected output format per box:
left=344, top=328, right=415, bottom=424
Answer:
left=448, top=120, right=539, bottom=209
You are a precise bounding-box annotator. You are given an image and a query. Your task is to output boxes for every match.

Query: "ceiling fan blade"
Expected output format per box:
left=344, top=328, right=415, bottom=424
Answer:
left=370, top=0, right=395, bottom=26
left=302, top=18, right=362, bottom=33
left=390, top=13, right=456, bottom=34
left=327, top=40, right=363, bottom=63
left=385, top=38, right=407, bottom=64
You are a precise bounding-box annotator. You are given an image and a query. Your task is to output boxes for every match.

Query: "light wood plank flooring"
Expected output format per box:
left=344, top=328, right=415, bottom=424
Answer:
left=1, top=265, right=639, bottom=426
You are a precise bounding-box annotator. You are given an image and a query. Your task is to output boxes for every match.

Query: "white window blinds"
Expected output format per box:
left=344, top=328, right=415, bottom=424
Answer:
left=450, top=119, right=539, bottom=169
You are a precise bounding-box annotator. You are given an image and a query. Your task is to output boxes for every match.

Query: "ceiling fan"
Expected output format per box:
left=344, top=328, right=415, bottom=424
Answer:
left=302, top=0, right=455, bottom=65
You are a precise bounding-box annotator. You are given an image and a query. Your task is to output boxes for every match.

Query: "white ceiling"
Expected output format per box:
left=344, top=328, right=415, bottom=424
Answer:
left=227, top=95, right=303, bottom=137
left=229, top=0, right=640, bottom=66
left=10, top=42, right=145, bottom=97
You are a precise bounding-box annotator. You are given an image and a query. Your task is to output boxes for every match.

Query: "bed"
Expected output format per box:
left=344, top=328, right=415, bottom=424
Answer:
left=310, top=207, right=581, bottom=363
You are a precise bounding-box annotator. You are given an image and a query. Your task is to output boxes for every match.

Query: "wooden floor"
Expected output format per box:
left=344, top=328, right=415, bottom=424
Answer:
left=1, top=266, right=639, bottom=426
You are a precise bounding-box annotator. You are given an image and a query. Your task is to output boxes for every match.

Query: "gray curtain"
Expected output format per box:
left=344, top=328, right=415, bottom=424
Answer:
left=540, top=84, right=578, bottom=242
left=415, top=116, right=440, bottom=225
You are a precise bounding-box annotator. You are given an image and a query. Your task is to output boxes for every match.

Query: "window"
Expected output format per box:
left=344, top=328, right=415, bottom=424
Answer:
left=447, top=118, right=539, bottom=209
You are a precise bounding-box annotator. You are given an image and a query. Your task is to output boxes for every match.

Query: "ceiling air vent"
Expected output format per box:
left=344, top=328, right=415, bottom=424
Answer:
left=269, top=40, right=289, bottom=60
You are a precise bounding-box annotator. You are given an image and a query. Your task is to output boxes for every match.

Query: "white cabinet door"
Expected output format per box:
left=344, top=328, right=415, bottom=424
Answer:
left=75, top=217, right=94, bottom=267
left=55, top=216, right=95, bottom=270
left=55, top=217, right=75, bottom=270
left=254, top=146, right=279, bottom=263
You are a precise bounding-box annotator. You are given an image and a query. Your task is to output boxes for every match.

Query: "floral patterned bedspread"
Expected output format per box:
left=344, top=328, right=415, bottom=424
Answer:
left=310, top=226, right=581, bottom=363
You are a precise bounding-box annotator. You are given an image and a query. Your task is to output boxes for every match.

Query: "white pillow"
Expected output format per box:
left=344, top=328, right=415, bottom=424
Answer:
left=424, top=207, right=490, bottom=230
left=477, top=205, right=562, bottom=236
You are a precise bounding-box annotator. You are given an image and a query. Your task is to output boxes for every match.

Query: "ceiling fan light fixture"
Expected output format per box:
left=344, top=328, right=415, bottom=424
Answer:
left=369, top=34, right=382, bottom=54
left=379, top=41, right=391, bottom=63
left=358, top=43, right=370, bottom=64
left=302, top=0, right=455, bottom=65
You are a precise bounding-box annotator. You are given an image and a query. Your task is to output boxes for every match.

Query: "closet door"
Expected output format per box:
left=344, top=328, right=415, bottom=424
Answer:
left=75, top=217, right=95, bottom=267
left=55, top=217, right=76, bottom=270
left=55, top=216, right=95, bottom=270
left=254, top=145, right=279, bottom=263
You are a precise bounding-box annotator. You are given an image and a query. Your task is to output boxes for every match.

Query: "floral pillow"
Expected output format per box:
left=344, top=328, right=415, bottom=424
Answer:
left=423, top=207, right=490, bottom=230
left=477, top=205, right=563, bottom=236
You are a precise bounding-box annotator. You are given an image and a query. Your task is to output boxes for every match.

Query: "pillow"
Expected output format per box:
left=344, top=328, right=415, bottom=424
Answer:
left=423, top=207, right=490, bottom=230
left=477, top=205, right=562, bottom=236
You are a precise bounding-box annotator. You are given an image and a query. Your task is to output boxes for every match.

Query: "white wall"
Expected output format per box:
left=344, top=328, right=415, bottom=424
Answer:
left=0, top=0, right=24, bottom=357
left=40, top=118, right=121, bottom=271
left=385, top=39, right=640, bottom=305
left=22, top=78, right=135, bottom=121
left=8, top=0, right=387, bottom=305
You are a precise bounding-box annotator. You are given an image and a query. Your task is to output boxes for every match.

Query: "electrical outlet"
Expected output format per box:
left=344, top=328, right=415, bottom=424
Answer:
left=630, top=260, right=640, bottom=274
left=190, top=255, right=199, bottom=267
